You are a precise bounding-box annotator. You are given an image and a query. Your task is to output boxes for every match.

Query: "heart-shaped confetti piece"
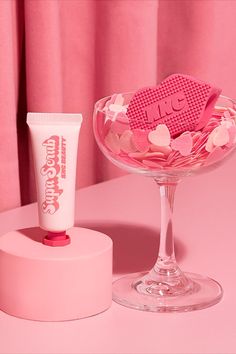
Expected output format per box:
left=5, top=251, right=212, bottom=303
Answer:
left=128, top=152, right=146, bottom=160
left=104, top=131, right=120, bottom=154
left=131, top=129, right=149, bottom=153
left=148, top=124, right=171, bottom=147
left=228, top=125, right=236, bottom=145
left=221, top=119, right=235, bottom=129
left=205, top=147, right=225, bottom=165
left=120, top=130, right=137, bottom=153
left=228, top=107, right=236, bottom=117
left=223, top=110, right=231, bottom=119
left=142, top=160, right=164, bottom=169
left=111, top=113, right=129, bottom=135
left=212, top=126, right=229, bottom=147
left=205, top=133, right=215, bottom=152
left=127, top=74, right=221, bottom=136
left=149, top=144, right=172, bottom=156
left=144, top=152, right=166, bottom=159
left=171, top=132, right=193, bottom=156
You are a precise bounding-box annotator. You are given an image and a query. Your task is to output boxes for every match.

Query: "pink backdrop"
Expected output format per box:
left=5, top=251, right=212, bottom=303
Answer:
left=0, top=0, right=236, bottom=211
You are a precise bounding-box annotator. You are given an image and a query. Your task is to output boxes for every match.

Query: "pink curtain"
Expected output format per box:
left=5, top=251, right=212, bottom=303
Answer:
left=0, top=0, right=235, bottom=211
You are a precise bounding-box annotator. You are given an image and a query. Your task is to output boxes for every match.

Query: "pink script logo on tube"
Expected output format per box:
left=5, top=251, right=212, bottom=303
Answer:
left=40, top=135, right=67, bottom=214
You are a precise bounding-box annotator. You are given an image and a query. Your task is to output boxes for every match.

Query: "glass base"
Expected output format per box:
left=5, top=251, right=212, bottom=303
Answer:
left=113, top=271, right=223, bottom=312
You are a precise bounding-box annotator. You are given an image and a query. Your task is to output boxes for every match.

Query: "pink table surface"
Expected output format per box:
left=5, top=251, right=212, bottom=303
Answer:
left=1, top=157, right=236, bottom=354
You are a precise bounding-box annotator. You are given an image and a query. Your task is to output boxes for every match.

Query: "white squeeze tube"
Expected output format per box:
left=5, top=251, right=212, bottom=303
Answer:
left=27, top=113, right=83, bottom=247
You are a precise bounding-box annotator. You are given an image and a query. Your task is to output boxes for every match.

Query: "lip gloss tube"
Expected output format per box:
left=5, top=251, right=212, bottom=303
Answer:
left=27, top=113, right=83, bottom=246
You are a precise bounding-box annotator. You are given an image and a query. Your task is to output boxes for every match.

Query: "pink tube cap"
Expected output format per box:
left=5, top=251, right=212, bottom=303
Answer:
left=43, top=231, right=71, bottom=246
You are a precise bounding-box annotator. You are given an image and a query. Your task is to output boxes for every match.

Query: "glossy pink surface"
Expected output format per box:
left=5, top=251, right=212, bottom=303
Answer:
left=0, top=167, right=236, bottom=352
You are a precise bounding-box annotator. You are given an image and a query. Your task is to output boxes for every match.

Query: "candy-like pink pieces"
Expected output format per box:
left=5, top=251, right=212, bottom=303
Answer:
left=205, top=147, right=225, bottom=165
left=171, top=132, right=193, bottom=156
left=120, top=130, right=137, bottom=153
left=100, top=91, right=236, bottom=172
left=148, top=124, right=171, bottom=146
left=205, top=124, right=230, bottom=152
left=104, top=131, right=120, bottom=154
left=212, top=126, right=229, bottom=146
left=144, top=152, right=166, bottom=159
left=149, top=144, right=171, bottom=154
left=103, top=119, right=113, bottom=137
left=111, top=113, right=129, bottom=135
left=128, top=152, right=146, bottom=160
left=142, top=160, right=163, bottom=169
left=227, top=125, right=236, bottom=147
left=223, top=110, right=231, bottom=119
left=131, top=129, right=149, bottom=153
left=205, top=133, right=215, bottom=152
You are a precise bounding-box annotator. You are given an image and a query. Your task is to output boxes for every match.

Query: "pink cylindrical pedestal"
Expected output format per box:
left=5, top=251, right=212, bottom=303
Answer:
left=0, top=227, right=113, bottom=321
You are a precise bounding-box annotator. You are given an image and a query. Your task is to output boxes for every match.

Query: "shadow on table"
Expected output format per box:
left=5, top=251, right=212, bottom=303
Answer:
left=77, top=221, right=186, bottom=274
left=18, top=227, right=43, bottom=243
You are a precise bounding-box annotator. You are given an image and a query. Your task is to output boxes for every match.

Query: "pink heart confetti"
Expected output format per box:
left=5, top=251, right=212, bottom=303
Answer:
left=171, top=132, right=193, bottom=156
left=142, top=160, right=164, bottom=169
left=109, top=104, right=124, bottom=113
left=149, top=144, right=172, bottom=155
left=144, top=152, right=166, bottom=159
left=103, top=119, right=113, bottom=137
left=114, top=93, right=124, bottom=106
left=128, top=152, right=146, bottom=160
left=221, top=118, right=235, bottom=129
left=148, top=124, right=171, bottom=147
left=96, top=111, right=106, bottom=138
left=105, top=94, right=124, bottom=111
left=227, top=125, right=236, bottom=147
left=104, top=95, right=117, bottom=110
left=194, top=133, right=208, bottom=151
left=104, top=131, right=120, bottom=154
left=205, top=132, right=215, bottom=152
left=131, top=129, right=150, bottom=153
left=166, top=150, right=180, bottom=163
left=116, top=111, right=129, bottom=122
left=205, top=147, right=225, bottom=166
left=215, top=106, right=227, bottom=113
left=212, top=125, right=229, bottom=146
left=228, top=107, right=236, bottom=117
left=111, top=117, right=129, bottom=135
left=120, top=130, right=137, bottom=153
left=223, top=110, right=231, bottom=119
left=192, top=132, right=202, bottom=144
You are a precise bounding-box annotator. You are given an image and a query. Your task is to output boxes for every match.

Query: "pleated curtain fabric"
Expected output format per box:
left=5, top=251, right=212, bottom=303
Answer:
left=0, top=0, right=235, bottom=211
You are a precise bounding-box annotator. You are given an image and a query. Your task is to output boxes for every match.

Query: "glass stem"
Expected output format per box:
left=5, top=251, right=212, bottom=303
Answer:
left=154, top=178, right=179, bottom=275
left=135, top=178, right=191, bottom=296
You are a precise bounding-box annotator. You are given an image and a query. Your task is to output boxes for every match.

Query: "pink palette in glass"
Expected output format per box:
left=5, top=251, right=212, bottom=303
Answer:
left=93, top=74, right=236, bottom=312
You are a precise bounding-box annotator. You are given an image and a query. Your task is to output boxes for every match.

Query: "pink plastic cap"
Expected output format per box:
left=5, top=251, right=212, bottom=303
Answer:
left=43, top=231, right=71, bottom=246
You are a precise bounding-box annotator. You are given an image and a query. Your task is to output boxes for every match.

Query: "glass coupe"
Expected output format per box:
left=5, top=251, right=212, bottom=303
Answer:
left=93, top=93, right=236, bottom=312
